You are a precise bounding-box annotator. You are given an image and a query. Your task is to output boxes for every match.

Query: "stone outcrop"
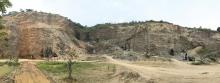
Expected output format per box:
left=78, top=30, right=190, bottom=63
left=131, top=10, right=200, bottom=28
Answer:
left=85, top=21, right=220, bottom=57
left=1, top=11, right=220, bottom=59
left=1, top=11, right=86, bottom=58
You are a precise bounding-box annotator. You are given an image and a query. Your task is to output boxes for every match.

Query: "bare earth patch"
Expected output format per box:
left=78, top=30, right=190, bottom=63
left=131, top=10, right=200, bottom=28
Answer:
left=14, top=62, right=50, bottom=83
left=105, top=55, right=220, bottom=83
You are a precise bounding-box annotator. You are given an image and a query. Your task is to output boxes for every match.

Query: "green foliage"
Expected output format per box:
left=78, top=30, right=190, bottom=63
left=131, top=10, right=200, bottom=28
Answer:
left=65, top=18, right=86, bottom=29
left=0, top=31, right=7, bottom=39
left=203, top=52, right=219, bottom=62
left=191, top=59, right=210, bottom=65
left=6, top=57, right=19, bottom=66
left=37, top=62, right=66, bottom=73
left=197, top=48, right=211, bottom=55
left=37, top=62, right=97, bottom=74
left=19, top=9, right=24, bottom=12
left=94, top=24, right=111, bottom=29
left=197, top=27, right=212, bottom=32
left=73, top=22, right=85, bottom=29
left=0, top=64, right=13, bottom=77
left=217, top=27, right=220, bottom=32
left=0, top=0, right=12, bottom=14
left=25, top=9, right=33, bottom=12
left=6, top=61, right=19, bottom=66
left=37, top=62, right=116, bottom=83
left=195, top=48, right=220, bottom=64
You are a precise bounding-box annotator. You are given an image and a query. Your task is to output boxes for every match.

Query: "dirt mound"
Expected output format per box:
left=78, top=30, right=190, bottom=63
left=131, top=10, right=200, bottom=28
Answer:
left=110, top=71, right=152, bottom=83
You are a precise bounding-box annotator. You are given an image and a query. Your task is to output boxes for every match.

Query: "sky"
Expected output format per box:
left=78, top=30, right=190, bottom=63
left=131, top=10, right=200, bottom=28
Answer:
left=7, top=0, right=220, bottom=30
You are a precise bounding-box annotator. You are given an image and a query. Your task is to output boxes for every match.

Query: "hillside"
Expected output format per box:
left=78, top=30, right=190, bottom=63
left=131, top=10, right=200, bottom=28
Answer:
left=0, top=11, right=86, bottom=58
left=0, top=11, right=220, bottom=60
left=84, top=21, right=220, bottom=60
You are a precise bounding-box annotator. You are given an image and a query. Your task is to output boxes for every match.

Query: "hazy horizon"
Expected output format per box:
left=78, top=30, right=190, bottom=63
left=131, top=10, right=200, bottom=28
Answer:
left=7, top=0, right=220, bottom=30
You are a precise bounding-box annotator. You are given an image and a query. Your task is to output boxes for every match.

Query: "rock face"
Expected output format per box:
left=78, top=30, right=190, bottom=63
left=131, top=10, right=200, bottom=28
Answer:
left=1, top=11, right=86, bottom=58
left=85, top=21, right=220, bottom=57
left=1, top=11, right=220, bottom=59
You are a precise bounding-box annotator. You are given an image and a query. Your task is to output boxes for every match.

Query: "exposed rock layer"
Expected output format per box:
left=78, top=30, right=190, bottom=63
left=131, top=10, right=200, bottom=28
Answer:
left=1, top=11, right=220, bottom=58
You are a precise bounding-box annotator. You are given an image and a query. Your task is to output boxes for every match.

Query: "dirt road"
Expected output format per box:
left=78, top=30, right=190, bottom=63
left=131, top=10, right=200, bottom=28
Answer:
left=105, top=55, right=220, bottom=83
left=14, top=62, right=50, bottom=83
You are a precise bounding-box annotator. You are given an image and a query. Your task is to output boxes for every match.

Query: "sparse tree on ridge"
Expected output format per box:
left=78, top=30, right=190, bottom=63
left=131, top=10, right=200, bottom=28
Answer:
left=25, top=9, right=33, bottom=12
left=19, top=9, right=24, bottom=12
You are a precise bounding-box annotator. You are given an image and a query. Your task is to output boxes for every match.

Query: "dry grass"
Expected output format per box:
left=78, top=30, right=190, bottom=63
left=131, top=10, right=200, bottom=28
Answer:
left=0, top=65, right=13, bottom=77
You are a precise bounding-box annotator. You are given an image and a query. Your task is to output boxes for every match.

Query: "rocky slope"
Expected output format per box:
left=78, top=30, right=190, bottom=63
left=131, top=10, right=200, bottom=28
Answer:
left=0, top=11, right=220, bottom=59
left=1, top=11, right=86, bottom=58
left=84, top=21, right=220, bottom=59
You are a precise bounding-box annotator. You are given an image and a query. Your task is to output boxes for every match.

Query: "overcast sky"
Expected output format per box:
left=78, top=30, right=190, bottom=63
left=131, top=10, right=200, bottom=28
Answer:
left=7, top=0, right=220, bottom=30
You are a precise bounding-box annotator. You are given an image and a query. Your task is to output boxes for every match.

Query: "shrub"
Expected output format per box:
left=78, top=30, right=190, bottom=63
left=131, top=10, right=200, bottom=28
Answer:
left=191, top=59, right=210, bottom=65
left=26, top=9, right=34, bottom=12
left=217, top=27, right=220, bottom=32
left=0, top=32, right=7, bottom=37
left=192, top=51, right=219, bottom=65
left=5, top=60, right=20, bottom=66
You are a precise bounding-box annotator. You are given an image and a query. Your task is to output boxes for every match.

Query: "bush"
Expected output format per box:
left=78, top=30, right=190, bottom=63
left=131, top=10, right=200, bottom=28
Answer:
left=0, top=32, right=7, bottom=37
left=217, top=27, right=220, bottom=32
left=191, top=59, right=210, bottom=65
left=191, top=51, right=219, bottom=65
left=26, top=9, right=34, bottom=12
left=204, top=53, right=218, bottom=62
left=5, top=61, right=20, bottom=66
left=197, top=48, right=219, bottom=63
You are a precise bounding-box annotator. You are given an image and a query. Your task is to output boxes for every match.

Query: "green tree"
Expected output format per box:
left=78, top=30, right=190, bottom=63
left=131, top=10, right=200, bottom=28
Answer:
left=0, top=0, right=12, bottom=14
left=66, top=49, right=78, bottom=83
left=25, top=9, right=33, bottom=12
left=217, top=27, right=220, bottom=32
left=0, top=0, right=11, bottom=29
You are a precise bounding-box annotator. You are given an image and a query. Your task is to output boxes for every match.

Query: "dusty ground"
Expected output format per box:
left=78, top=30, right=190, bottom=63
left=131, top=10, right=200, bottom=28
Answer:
left=104, top=55, right=220, bottom=83
left=0, top=55, right=220, bottom=83
left=14, top=62, right=50, bottom=83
